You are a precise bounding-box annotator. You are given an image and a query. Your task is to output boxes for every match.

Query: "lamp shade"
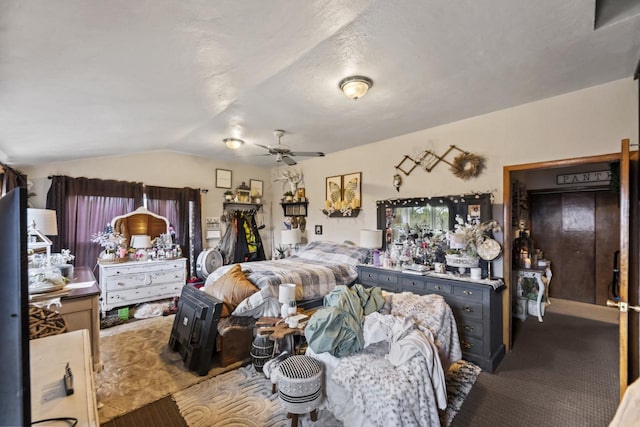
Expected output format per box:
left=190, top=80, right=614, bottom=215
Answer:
left=130, top=234, right=152, bottom=249
left=27, top=208, right=58, bottom=236
left=278, top=283, right=297, bottom=305
left=281, top=228, right=301, bottom=246
left=360, top=229, right=382, bottom=249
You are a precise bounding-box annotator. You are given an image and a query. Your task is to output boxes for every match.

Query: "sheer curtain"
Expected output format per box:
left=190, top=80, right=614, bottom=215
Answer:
left=146, top=186, right=202, bottom=276
left=46, top=176, right=143, bottom=268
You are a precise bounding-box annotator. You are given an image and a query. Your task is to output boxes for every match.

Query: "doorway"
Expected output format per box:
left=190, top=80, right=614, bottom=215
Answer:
left=529, top=189, right=620, bottom=305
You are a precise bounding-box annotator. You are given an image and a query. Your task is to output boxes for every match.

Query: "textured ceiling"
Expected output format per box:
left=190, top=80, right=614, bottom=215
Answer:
left=1, top=0, right=639, bottom=168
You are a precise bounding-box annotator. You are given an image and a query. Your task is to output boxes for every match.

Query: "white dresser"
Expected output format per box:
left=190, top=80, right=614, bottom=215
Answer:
left=99, top=258, right=187, bottom=316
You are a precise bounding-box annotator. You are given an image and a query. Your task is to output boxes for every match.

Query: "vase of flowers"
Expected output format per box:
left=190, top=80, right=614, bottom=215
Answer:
left=446, top=215, right=501, bottom=273
left=91, top=227, right=126, bottom=262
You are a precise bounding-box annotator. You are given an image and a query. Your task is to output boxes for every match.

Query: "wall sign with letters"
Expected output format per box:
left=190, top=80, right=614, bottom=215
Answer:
left=556, top=170, right=611, bottom=185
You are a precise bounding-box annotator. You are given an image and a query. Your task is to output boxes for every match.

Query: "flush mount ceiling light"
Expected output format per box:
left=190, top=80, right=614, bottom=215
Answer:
left=339, top=75, right=373, bottom=100
left=223, top=137, right=244, bottom=150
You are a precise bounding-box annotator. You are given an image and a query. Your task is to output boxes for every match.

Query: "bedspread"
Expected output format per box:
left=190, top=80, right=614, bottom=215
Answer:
left=203, top=257, right=358, bottom=300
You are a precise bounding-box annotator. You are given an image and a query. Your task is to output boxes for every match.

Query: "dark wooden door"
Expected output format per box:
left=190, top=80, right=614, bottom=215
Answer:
left=530, top=190, right=619, bottom=305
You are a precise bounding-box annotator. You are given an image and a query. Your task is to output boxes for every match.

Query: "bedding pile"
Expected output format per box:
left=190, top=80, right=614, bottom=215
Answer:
left=307, top=291, right=462, bottom=427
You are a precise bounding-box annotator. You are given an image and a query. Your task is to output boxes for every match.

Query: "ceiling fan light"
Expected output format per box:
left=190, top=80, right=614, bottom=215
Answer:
left=223, top=138, right=244, bottom=150
left=339, top=76, right=373, bottom=100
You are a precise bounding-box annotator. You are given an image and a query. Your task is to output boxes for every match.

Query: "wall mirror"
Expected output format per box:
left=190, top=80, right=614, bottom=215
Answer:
left=376, top=193, right=493, bottom=252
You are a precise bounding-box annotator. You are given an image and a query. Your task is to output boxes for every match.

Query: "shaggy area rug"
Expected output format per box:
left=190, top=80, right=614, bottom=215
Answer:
left=96, top=314, right=244, bottom=424
left=172, top=360, right=481, bottom=426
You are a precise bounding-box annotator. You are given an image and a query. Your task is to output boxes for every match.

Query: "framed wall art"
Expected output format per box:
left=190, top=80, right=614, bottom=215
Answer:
left=326, top=175, right=342, bottom=204
left=342, top=172, right=361, bottom=207
left=250, top=179, right=263, bottom=197
left=216, top=169, right=232, bottom=189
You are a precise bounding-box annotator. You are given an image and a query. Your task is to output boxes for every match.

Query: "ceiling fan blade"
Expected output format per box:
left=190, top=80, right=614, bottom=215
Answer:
left=255, top=143, right=274, bottom=153
left=289, top=151, right=325, bottom=157
left=282, top=156, right=297, bottom=165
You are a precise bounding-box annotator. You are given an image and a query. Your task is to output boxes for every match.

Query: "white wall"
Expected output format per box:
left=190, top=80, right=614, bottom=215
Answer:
left=22, top=151, right=274, bottom=257
left=20, top=78, right=638, bottom=265
left=274, top=78, right=638, bottom=258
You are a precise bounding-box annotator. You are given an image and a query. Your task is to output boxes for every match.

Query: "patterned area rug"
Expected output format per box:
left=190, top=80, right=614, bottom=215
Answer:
left=172, top=359, right=481, bottom=426
left=96, top=314, right=244, bottom=424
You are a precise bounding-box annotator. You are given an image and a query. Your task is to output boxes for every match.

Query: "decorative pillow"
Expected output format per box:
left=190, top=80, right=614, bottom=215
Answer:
left=207, top=264, right=258, bottom=317
left=232, top=285, right=281, bottom=318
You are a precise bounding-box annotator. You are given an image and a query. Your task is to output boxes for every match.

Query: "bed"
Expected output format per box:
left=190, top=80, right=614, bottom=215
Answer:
left=305, top=290, right=462, bottom=427
left=201, top=240, right=370, bottom=318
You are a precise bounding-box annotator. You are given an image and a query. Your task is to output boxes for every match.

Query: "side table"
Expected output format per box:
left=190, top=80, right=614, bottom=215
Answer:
left=58, top=266, right=102, bottom=371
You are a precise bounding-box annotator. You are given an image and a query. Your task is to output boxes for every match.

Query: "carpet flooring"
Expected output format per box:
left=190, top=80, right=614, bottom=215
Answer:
left=96, top=315, right=244, bottom=424
left=98, top=314, right=481, bottom=426
left=451, top=312, right=619, bottom=427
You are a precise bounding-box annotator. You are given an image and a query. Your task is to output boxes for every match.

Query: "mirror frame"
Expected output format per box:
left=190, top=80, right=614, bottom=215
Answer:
left=376, top=193, right=494, bottom=251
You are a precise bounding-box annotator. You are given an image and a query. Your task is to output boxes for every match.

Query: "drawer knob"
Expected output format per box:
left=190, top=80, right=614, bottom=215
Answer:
left=463, top=305, right=473, bottom=313
left=463, top=341, right=474, bottom=350
left=117, top=282, right=125, bottom=286
left=464, top=324, right=474, bottom=332
left=463, top=290, right=473, bottom=296
left=368, top=274, right=373, bottom=278
left=386, top=277, right=391, bottom=281
left=411, top=282, right=417, bottom=286
left=435, top=285, right=442, bottom=290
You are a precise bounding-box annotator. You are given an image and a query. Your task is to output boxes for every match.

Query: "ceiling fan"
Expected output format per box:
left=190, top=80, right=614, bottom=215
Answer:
left=256, top=130, right=325, bottom=165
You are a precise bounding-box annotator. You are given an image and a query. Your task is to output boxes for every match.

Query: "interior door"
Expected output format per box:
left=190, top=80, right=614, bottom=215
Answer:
left=609, top=139, right=639, bottom=399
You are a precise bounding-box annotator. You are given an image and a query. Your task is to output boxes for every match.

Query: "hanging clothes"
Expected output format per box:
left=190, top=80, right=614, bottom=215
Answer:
left=219, top=210, right=265, bottom=264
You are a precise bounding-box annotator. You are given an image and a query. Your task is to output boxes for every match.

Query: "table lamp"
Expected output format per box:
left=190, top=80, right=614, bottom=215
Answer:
left=281, top=228, right=301, bottom=256
left=360, top=229, right=382, bottom=266
left=131, top=234, right=152, bottom=260
left=278, top=283, right=297, bottom=318
left=27, top=208, right=58, bottom=266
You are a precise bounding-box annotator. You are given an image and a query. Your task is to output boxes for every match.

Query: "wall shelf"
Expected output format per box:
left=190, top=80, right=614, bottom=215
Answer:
left=281, top=201, right=308, bottom=217
left=322, top=208, right=360, bottom=218
left=223, top=202, right=262, bottom=211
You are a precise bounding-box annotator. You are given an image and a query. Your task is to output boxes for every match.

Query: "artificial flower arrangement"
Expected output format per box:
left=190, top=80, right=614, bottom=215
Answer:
left=91, top=229, right=126, bottom=252
left=447, top=215, right=502, bottom=257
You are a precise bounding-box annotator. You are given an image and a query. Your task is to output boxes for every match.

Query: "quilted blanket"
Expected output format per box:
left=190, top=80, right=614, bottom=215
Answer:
left=329, top=292, right=462, bottom=427
left=203, top=241, right=369, bottom=300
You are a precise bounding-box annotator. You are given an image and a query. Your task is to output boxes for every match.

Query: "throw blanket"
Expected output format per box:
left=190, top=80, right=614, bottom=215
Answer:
left=329, top=292, right=461, bottom=427
left=305, top=285, right=385, bottom=357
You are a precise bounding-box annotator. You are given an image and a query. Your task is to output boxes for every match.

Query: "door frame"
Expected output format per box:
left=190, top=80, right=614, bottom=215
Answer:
left=503, top=151, right=623, bottom=350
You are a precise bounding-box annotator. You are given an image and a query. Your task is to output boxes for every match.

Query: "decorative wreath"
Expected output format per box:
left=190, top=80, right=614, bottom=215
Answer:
left=450, top=152, right=486, bottom=180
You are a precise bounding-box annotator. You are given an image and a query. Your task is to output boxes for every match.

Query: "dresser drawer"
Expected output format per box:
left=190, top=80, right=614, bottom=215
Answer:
left=106, top=283, right=183, bottom=305
left=460, top=335, right=484, bottom=356
left=449, top=299, right=483, bottom=321
left=377, top=272, right=399, bottom=292
left=401, top=276, right=427, bottom=293
left=359, top=269, right=379, bottom=284
left=426, top=281, right=452, bottom=294
left=105, top=269, right=185, bottom=291
left=458, top=318, right=484, bottom=339
left=452, top=284, right=483, bottom=301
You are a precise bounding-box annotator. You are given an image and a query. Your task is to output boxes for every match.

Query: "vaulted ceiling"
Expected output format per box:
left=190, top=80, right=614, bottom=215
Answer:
left=1, top=1, right=639, bottom=168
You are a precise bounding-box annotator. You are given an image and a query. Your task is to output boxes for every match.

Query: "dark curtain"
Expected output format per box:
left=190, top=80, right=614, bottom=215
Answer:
left=46, top=176, right=143, bottom=268
left=1, top=164, right=27, bottom=196
left=146, top=186, right=202, bottom=276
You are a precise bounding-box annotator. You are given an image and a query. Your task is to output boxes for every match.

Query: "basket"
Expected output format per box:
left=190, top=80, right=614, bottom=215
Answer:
left=445, top=254, right=480, bottom=268
left=97, top=257, right=129, bottom=265
left=29, top=305, right=68, bottom=339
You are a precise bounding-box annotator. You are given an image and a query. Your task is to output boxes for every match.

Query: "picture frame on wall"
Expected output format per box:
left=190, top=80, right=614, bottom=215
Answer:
left=342, top=172, right=362, bottom=207
left=326, top=175, right=342, bottom=203
left=216, top=169, right=232, bottom=189
left=250, top=179, right=263, bottom=197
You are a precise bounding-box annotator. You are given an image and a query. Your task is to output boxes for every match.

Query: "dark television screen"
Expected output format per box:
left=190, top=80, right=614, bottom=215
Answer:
left=0, top=187, right=31, bottom=426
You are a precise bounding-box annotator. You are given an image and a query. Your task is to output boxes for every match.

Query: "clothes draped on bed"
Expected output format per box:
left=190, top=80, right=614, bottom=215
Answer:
left=307, top=291, right=462, bottom=427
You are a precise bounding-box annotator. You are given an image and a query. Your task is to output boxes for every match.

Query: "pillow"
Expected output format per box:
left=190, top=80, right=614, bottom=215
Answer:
left=232, top=285, right=281, bottom=318
left=207, top=264, right=258, bottom=317
left=292, top=240, right=369, bottom=266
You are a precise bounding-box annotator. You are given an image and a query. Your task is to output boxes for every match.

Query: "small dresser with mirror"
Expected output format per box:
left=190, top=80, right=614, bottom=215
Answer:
left=98, top=207, right=186, bottom=317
